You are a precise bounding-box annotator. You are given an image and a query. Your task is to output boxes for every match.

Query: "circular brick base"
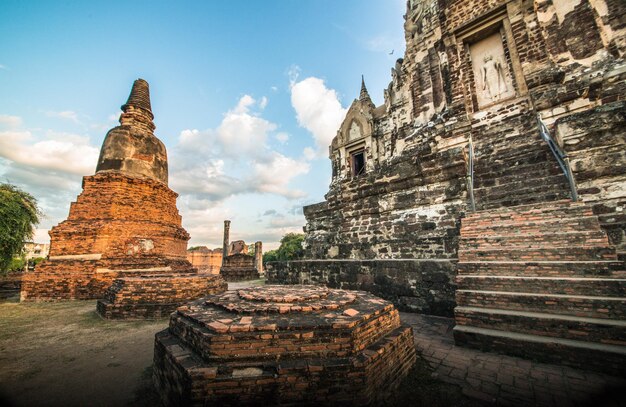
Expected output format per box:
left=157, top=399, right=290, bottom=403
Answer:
left=153, top=285, right=416, bottom=406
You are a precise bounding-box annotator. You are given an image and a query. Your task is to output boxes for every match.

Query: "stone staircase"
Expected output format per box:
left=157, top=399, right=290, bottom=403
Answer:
left=453, top=200, right=626, bottom=375
left=472, top=120, right=571, bottom=210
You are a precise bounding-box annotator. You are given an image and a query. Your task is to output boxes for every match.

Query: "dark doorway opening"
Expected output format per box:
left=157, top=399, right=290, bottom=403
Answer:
left=352, top=150, right=366, bottom=177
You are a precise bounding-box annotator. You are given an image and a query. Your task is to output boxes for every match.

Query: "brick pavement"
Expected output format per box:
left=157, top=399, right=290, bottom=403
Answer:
left=400, top=312, right=626, bottom=406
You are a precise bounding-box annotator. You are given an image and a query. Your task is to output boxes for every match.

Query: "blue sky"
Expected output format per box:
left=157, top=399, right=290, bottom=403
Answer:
left=0, top=0, right=406, bottom=250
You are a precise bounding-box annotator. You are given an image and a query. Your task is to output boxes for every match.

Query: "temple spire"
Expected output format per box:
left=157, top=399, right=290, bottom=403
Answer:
left=359, top=75, right=372, bottom=102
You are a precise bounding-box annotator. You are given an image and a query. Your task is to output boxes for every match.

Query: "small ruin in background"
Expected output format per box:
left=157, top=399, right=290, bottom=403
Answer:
left=219, top=220, right=262, bottom=282
left=187, top=246, right=222, bottom=274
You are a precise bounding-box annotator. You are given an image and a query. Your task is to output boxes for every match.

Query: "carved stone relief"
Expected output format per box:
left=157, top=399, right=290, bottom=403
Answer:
left=348, top=120, right=363, bottom=141
left=470, top=32, right=515, bottom=108
left=406, top=0, right=438, bottom=39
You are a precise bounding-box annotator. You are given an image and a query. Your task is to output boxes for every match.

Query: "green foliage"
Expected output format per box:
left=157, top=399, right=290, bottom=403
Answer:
left=263, top=233, right=305, bottom=263
left=263, top=249, right=278, bottom=263
left=8, top=257, right=26, bottom=272
left=0, top=183, right=41, bottom=271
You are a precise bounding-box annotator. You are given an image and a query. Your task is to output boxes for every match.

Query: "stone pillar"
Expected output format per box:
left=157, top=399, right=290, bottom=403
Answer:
left=222, top=220, right=231, bottom=266
left=254, top=241, right=263, bottom=275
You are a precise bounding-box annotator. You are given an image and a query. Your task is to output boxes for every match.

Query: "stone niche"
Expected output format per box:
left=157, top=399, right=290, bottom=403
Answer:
left=153, top=285, right=416, bottom=406
left=469, top=31, right=516, bottom=108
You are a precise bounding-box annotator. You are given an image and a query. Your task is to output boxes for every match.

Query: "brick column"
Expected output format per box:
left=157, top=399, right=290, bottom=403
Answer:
left=254, top=241, right=263, bottom=275
left=222, top=220, right=230, bottom=266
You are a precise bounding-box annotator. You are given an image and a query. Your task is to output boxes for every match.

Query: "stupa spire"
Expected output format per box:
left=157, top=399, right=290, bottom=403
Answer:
left=121, top=78, right=153, bottom=119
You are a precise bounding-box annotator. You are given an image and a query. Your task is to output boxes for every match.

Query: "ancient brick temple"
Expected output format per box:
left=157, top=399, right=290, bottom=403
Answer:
left=219, top=220, right=262, bottom=282
left=21, top=79, right=226, bottom=315
left=153, top=285, right=416, bottom=406
left=267, top=0, right=626, bottom=373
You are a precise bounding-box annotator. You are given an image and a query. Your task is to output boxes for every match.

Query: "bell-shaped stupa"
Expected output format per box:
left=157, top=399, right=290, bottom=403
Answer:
left=21, top=79, right=226, bottom=317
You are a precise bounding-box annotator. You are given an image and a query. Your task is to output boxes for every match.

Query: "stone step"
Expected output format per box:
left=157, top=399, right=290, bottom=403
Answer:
left=459, top=230, right=609, bottom=248
left=457, top=260, right=626, bottom=278
left=452, top=325, right=626, bottom=376
left=456, top=275, right=626, bottom=297
left=474, top=143, right=550, bottom=166
left=455, top=289, right=626, bottom=319
left=474, top=150, right=555, bottom=175
left=473, top=177, right=570, bottom=209
left=459, top=246, right=616, bottom=262
left=454, top=306, right=626, bottom=345
left=464, top=199, right=588, bottom=222
left=460, top=216, right=602, bottom=236
left=473, top=161, right=562, bottom=189
left=475, top=190, right=572, bottom=212
left=473, top=192, right=573, bottom=214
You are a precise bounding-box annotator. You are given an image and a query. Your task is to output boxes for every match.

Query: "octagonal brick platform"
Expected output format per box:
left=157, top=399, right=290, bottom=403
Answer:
left=153, top=285, right=416, bottom=406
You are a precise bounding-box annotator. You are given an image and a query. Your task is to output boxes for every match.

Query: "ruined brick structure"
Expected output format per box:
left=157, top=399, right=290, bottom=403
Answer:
left=187, top=246, right=223, bottom=274
left=153, top=286, right=416, bottom=406
left=219, top=220, right=262, bottom=282
left=267, top=0, right=626, bottom=373
left=21, top=79, right=226, bottom=316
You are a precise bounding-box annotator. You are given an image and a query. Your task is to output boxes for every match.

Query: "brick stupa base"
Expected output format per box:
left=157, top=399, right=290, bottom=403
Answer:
left=96, top=273, right=227, bottom=319
left=153, top=285, right=416, bottom=406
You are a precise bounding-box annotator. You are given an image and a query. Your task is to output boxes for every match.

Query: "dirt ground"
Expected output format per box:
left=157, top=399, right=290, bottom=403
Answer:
left=0, top=296, right=165, bottom=407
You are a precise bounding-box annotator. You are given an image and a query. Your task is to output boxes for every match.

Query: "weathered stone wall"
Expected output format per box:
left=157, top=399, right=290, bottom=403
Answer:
left=187, top=248, right=222, bottom=274
left=220, top=253, right=259, bottom=282
left=272, top=0, right=626, bottom=313
left=266, top=259, right=457, bottom=316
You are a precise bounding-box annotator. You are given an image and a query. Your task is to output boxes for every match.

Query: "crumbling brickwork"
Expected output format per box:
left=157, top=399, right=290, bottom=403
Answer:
left=96, top=274, right=226, bottom=319
left=153, top=286, right=416, bottom=406
left=268, top=1, right=626, bottom=371
left=269, top=0, right=626, bottom=318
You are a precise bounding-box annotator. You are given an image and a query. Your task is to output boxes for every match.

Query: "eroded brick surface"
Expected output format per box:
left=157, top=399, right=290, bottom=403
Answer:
left=152, top=286, right=416, bottom=406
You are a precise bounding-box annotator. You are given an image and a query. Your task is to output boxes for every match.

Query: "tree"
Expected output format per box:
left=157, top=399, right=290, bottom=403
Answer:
left=0, top=183, right=41, bottom=271
left=263, top=233, right=305, bottom=263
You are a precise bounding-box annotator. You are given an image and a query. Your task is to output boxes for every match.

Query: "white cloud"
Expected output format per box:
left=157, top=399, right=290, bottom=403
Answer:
left=233, top=94, right=255, bottom=114
left=259, top=96, right=268, bottom=109
left=253, top=152, right=309, bottom=198
left=217, top=95, right=277, bottom=157
left=0, top=64, right=7, bottom=70
left=287, top=64, right=301, bottom=87
left=290, top=76, right=347, bottom=156
left=170, top=95, right=312, bottom=206
left=0, top=114, right=22, bottom=128
left=46, top=110, right=80, bottom=124
left=0, top=130, right=98, bottom=175
left=303, top=147, right=317, bottom=161
left=275, top=132, right=289, bottom=143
